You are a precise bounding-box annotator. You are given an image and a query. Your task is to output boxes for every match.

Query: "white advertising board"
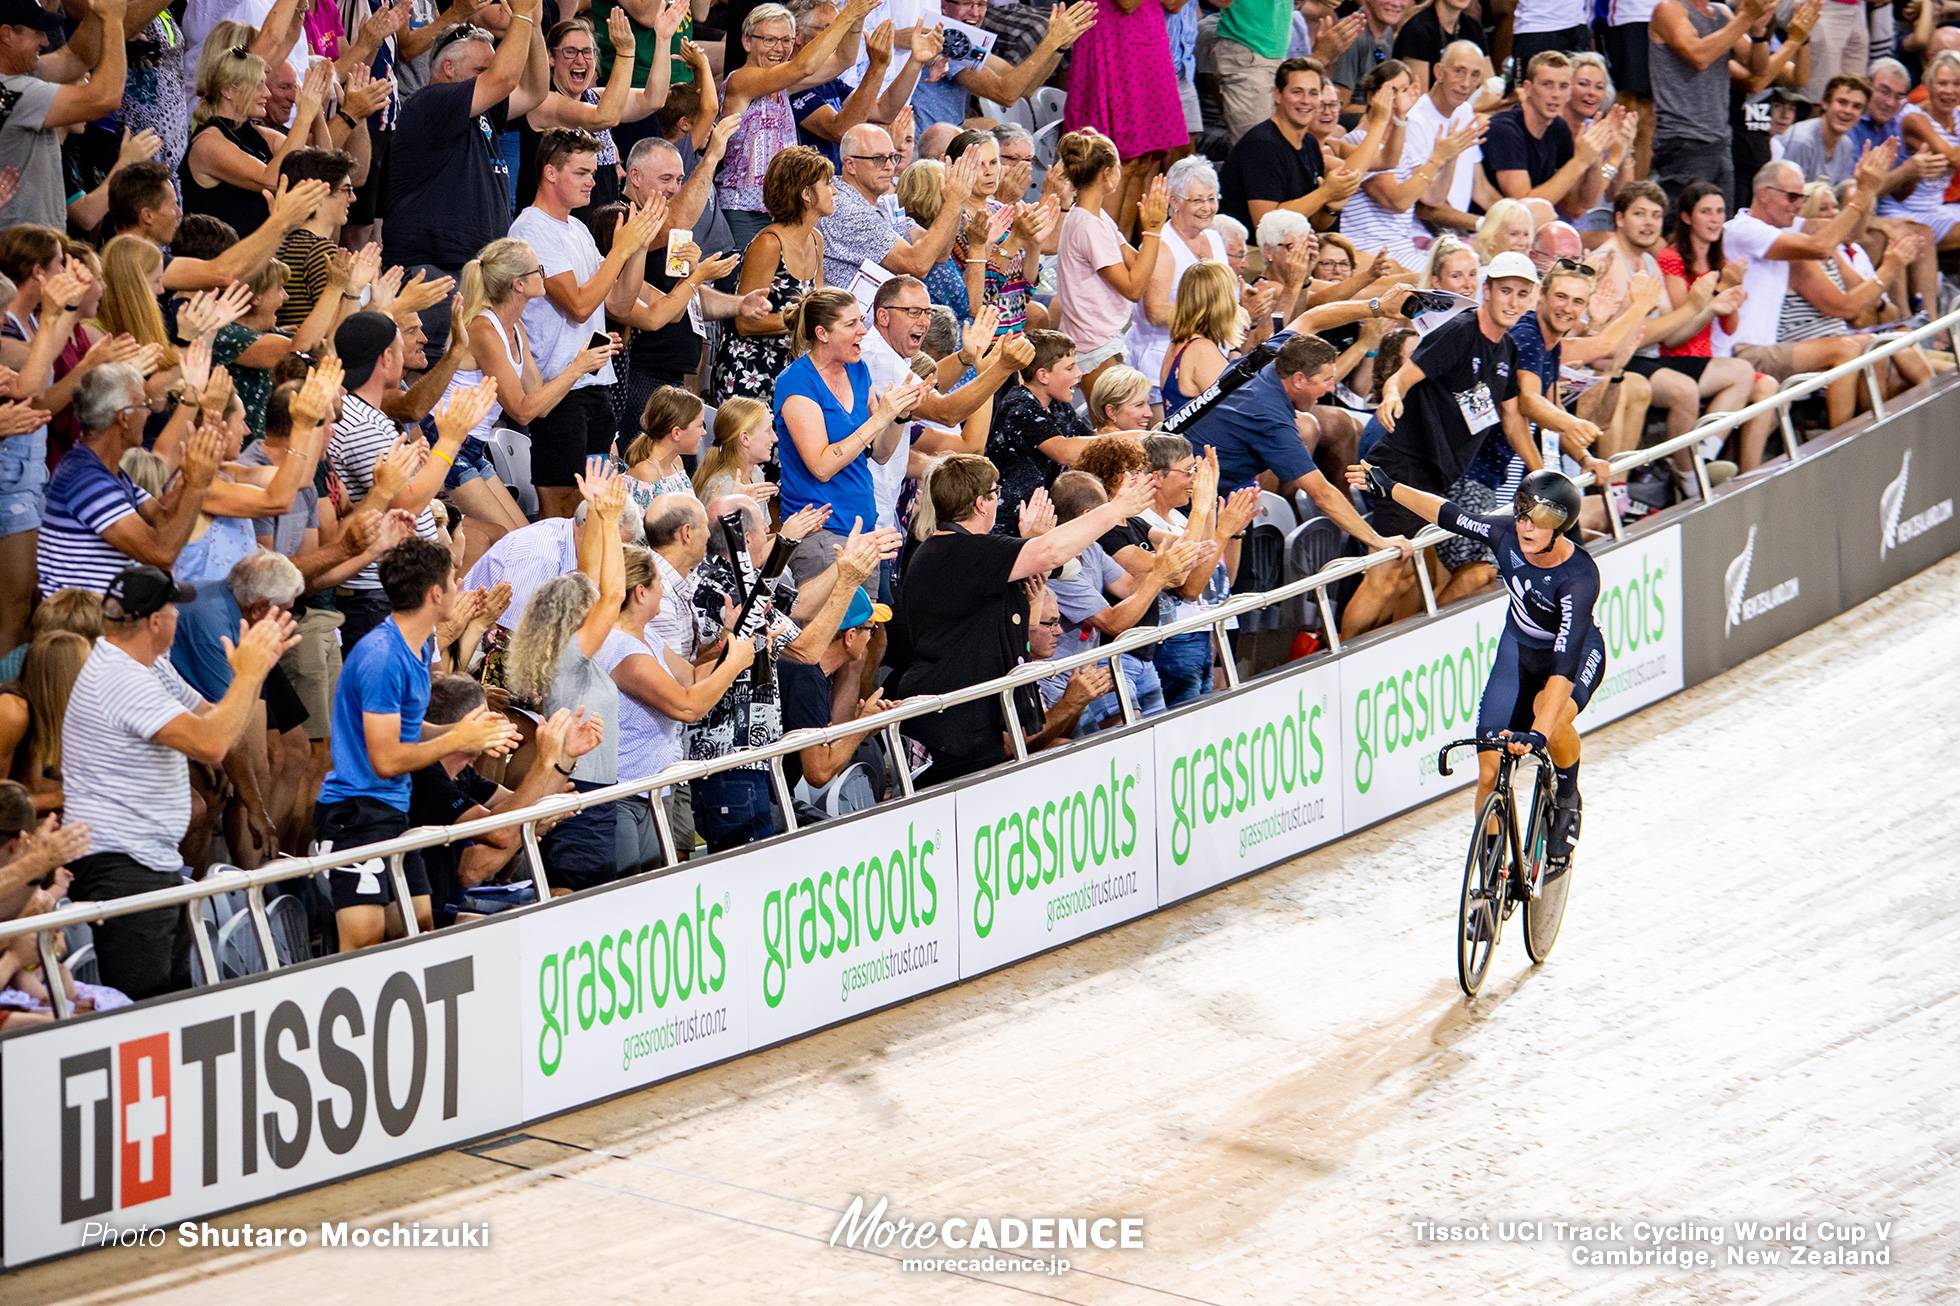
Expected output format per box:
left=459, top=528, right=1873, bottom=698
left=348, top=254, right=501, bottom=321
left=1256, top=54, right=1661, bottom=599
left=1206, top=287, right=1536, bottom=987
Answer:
left=1152, top=660, right=1345, bottom=903
left=2, top=926, right=522, bottom=1266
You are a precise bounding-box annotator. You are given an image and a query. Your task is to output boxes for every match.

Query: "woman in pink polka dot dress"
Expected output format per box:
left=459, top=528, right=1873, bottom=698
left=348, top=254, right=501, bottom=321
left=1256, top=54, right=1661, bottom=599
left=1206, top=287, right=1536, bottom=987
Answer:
left=1063, top=0, right=1190, bottom=235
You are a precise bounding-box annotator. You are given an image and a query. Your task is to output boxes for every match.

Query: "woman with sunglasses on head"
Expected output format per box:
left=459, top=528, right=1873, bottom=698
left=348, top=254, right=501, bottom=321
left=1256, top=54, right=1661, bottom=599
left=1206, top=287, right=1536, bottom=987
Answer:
left=1348, top=461, right=1602, bottom=892
left=181, top=43, right=330, bottom=237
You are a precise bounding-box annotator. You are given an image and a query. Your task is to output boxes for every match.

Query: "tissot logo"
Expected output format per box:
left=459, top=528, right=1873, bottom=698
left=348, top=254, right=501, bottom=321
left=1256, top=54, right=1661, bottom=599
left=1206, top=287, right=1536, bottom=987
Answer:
left=1723, top=523, right=1799, bottom=637
left=56, top=960, right=476, bottom=1226
left=1879, top=450, right=1954, bottom=558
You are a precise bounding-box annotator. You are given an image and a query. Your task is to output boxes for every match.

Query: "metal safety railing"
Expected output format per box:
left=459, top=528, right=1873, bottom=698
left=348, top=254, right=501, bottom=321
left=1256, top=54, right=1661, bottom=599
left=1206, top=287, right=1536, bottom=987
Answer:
left=4, top=305, right=1955, bottom=1020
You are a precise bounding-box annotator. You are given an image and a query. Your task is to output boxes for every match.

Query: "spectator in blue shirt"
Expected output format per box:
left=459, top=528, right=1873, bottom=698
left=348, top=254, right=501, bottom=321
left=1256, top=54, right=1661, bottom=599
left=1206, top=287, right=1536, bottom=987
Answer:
left=314, top=536, right=521, bottom=952
left=773, top=287, right=930, bottom=590
left=1183, top=331, right=1408, bottom=558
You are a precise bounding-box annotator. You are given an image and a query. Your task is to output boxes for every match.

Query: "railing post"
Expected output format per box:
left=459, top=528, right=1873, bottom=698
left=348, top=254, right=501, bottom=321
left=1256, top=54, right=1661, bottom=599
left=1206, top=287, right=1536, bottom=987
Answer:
left=1863, top=363, right=1887, bottom=421
left=1316, top=585, right=1342, bottom=654
left=769, top=753, right=798, bottom=834
left=1213, top=619, right=1240, bottom=688
left=1110, top=653, right=1139, bottom=725
left=188, top=901, right=219, bottom=987
left=1001, top=688, right=1029, bottom=762
left=388, top=853, right=420, bottom=937
left=522, top=820, right=551, bottom=898
left=39, top=928, right=72, bottom=1019
left=1600, top=471, right=1625, bottom=539
left=649, top=789, right=679, bottom=868
left=245, top=884, right=281, bottom=970
left=1689, top=446, right=1713, bottom=501
left=1413, top=546, right=1438, bottom=615
left=886, top=721, right=916, bottom=796
left=1778, top=401, right=1802, bottom=462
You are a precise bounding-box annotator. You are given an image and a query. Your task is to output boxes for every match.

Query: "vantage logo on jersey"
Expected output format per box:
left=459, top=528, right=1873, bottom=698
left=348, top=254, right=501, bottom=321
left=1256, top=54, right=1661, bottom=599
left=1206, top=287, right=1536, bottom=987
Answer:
left=1879, top=450, right=1954, bottom=558
left=1723, top=524, right=1800, bottom=636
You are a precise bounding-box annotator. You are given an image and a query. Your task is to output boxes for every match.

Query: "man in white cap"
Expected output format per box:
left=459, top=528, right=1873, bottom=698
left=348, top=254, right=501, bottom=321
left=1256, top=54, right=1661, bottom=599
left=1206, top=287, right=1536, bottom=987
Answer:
left=1342, top=250, right=1544, bottom=636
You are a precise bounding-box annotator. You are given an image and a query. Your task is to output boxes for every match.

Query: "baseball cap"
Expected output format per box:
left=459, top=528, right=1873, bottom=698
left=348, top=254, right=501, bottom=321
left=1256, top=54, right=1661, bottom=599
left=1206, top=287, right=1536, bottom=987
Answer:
left=104, top=565, right=195, bottom=621
left=0, top=0, right=66, bottom=35
left=838, top=588, right=891, bottom=634
left=1485, top=251, right=1539, bottom=284
left=334, top=311, right=400, bottom=389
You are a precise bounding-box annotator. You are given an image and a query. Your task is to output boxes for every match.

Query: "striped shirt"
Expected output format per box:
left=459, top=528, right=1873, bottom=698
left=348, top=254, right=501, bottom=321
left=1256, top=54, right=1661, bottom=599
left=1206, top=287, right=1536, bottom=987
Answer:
left=462, top=516, right=579, bottom=631
left=327, top=394, right=437, bottom=588
left=62, top=637, right=203, bottom=872
left=37, top=445, right=154, bottom=597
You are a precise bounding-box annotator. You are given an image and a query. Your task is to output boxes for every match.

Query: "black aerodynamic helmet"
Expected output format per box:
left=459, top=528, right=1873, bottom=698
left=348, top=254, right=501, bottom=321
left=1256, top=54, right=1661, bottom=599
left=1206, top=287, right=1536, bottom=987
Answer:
left=1513, top=468, right=1583, bottom=536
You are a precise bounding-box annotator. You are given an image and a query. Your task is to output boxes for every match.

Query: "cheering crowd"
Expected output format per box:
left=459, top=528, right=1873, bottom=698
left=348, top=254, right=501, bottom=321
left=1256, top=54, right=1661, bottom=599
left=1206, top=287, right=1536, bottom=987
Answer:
left=0, top=0, right=1953, bottom=1015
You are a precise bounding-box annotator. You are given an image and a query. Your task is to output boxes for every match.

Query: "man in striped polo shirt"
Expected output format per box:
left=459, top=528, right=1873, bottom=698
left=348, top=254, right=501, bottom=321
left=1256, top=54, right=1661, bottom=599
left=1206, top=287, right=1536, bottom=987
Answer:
left=62, top=566, right=301, bottom=999
left=37, top=365, right=220, bottom=596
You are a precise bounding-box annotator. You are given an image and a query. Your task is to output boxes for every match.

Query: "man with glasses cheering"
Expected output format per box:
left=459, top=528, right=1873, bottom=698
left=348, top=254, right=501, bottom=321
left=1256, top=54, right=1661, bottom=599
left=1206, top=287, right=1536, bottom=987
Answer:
left=819, top=121, right=980, bottom=286
left=1717, top=149, right=1894, bottom=383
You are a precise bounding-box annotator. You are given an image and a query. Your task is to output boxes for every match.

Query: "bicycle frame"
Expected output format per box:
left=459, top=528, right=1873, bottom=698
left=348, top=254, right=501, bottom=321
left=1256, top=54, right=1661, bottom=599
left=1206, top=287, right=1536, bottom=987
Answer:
left=1439, top=737, right=1556, bottom=899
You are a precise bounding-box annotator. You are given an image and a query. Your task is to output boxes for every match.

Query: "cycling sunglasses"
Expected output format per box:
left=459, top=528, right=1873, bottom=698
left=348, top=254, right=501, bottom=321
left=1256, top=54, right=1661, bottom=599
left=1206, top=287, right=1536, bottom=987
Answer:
left=1516, top=498, right=1571, bottom=531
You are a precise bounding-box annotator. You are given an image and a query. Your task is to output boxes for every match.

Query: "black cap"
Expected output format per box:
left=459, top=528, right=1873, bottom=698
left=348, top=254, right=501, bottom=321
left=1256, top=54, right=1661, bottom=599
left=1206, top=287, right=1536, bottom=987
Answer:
left=0, top=0, right=65, bottom=35
left=333, top=310, right=400, bottom=389
left=104, top=565, right=195, bottom=621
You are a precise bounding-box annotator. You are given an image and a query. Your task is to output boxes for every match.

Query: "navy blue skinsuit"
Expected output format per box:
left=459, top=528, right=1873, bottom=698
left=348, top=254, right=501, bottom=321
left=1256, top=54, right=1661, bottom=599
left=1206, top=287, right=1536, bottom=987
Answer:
left=1435, top=503, right=1607, bottom=734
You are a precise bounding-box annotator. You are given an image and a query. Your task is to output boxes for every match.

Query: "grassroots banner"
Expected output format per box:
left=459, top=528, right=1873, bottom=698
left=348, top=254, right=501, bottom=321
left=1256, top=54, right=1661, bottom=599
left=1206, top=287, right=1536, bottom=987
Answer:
left=730, top=794, right=960, bottom=1052
left=1339, top=524, right=1685, bottom=832
left=1152, top=661, right=1344, bottom=903
left=518, top=862, right=747, bottom=1119
left=1, top=925, right=522, bottom=1267
left=957, top=732, right=1157, bottom=979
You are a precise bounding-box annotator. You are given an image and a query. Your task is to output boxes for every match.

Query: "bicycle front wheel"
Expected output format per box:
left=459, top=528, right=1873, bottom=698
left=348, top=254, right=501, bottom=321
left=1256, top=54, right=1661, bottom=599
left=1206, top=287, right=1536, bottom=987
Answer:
left=1457, top=790, right=1509, bottom=996
left=1524, top=778, right=1571, bottom=965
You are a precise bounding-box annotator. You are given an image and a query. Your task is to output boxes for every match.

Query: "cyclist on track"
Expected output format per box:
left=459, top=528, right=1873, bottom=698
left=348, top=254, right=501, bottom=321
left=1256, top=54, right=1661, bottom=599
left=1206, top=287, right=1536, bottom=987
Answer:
left=1346, top=462, right=1604, bottom=883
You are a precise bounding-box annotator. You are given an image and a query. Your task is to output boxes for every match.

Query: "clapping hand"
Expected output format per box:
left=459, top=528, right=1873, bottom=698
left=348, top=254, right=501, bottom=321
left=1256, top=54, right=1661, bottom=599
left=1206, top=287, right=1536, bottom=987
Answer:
left=434, top=375, right=498, bottom=446
left=779, top=503, right=832, bottom=541
left=1018, top=486, right=1056, bottom=537
left=223, top=608, right=304, bottom=682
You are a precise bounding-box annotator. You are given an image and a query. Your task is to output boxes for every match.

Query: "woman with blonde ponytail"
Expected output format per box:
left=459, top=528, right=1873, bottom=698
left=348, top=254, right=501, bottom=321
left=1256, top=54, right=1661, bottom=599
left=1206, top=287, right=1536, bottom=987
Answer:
left=441, top=237, right=613, bottom=530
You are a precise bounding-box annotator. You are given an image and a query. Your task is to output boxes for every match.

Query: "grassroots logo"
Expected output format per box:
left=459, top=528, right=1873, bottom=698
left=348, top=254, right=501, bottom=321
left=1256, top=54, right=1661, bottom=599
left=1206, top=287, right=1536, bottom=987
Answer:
left=761, top=822, right=940, bottom=1009
left=1723, top=523, right=1799, bottom=637
left=969, top=759, right=1141, bottom=939
left=538, top=889, right=728, bottom=1075
left=1351, top=621, right=1501, bottom=794
left=1166, top=689, right=1327, bottom=865
left=1880, top=449, right=1954, bottom=558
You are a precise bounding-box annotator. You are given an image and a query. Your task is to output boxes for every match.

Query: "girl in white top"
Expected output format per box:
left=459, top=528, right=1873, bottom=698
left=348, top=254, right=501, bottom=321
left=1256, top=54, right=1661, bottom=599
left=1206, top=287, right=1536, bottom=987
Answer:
left=445, top=238, right=615, bottom=531
left=621, top=386, right=707, bottom=515
left=1128, top=156, right=1229, bottom=415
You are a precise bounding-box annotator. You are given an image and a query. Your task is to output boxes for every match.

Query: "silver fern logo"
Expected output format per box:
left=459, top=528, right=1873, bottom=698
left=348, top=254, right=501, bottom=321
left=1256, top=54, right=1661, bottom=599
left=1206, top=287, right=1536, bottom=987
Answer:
left=1724, top=524, right=1755, bottom=636
left=1724, top=522, right=1801, bottom=637
left=1879, top=448, right=1953, bottom=558
left=1880, top=451, right=1910, bottom=557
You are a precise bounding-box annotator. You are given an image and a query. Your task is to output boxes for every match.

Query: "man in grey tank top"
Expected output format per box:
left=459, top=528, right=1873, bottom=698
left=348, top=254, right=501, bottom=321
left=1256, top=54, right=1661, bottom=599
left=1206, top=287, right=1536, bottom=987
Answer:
left=1650, top=0, right=1774, bottom=211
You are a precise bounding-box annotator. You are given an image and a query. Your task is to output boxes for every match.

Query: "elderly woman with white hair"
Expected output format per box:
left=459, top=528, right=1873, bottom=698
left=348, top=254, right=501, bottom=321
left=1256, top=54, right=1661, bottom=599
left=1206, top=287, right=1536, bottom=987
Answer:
left=1128, top=155, right=1230, bottom=415
left=505, top=462, right=631, bottom=896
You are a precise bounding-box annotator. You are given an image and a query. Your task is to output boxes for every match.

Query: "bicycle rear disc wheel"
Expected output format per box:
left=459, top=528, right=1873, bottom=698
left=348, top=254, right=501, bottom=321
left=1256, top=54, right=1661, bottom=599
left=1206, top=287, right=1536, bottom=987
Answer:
left=1524, top=779, right=1571, bottom=964
left=1457, top=791, right=1509, bottom=995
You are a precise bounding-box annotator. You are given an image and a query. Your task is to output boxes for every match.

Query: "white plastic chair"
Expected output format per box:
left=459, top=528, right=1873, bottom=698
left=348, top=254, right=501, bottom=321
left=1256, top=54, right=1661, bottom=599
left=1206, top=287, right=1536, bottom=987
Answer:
left=1029, top=119, right=1062, bottom=170
left=978, top=97, right=1036, bottom=134
left=1029, top=86, right=1065, bottom=130
left=483, top=426, right=540, bottom=517
left=1255, top=490, right=1297, bottom=535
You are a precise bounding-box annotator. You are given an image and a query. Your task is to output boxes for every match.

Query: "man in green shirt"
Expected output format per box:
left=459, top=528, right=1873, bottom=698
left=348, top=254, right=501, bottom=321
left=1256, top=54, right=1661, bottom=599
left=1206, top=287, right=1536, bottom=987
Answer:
left=1214, top=0, right=1360, bottom=145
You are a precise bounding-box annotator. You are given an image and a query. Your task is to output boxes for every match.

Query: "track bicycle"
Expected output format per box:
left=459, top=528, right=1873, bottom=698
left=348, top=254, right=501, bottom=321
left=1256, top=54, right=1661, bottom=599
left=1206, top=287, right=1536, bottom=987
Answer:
left=1436, top=736, right=1574, bottom=996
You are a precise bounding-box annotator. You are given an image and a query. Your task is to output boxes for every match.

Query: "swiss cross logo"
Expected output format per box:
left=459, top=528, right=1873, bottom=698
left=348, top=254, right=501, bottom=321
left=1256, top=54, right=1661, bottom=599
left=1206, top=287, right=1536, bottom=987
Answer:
left=119, top=1034, right=172, bottom=1206
left=58, top=1035, right=173, bottom=1223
